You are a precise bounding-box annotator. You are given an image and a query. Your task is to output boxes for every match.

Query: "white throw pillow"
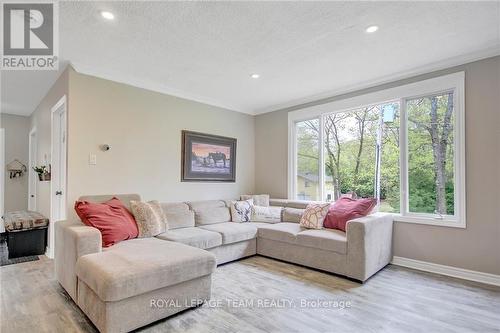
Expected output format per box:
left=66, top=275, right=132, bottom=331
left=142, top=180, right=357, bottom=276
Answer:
left=299, top=203, right=330, bottom=229
left=251, top=205, right=282, bottom=223
left=240, top=194, right=270, bottom=207
left=230, top=199, right=253, bottom=222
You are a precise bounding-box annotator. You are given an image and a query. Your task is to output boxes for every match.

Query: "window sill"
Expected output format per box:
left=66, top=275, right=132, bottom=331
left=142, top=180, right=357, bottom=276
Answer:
left=392, top=214, right=466, bottom=229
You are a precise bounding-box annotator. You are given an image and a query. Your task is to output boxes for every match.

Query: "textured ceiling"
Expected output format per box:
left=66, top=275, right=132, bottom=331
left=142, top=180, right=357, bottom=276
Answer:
left=2, top=1, right=500, bottom=116
left=1, top=64, right=67, bottom=116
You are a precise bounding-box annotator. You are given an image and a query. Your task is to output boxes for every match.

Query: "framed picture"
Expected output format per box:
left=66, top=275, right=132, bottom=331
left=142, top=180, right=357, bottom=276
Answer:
left=181, top=130, right=236, bottom=182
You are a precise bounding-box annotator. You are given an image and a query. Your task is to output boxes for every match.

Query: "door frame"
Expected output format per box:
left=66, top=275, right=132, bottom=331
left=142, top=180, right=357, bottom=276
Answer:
left=49, top=95, right=67, bottom=258
left=0, top=128, right=5, bottom=231
left=28, top=126, right=37, bottom=211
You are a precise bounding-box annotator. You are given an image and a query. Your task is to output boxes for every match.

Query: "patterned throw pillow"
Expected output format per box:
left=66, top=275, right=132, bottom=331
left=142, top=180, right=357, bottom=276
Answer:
left=299, top=203, right=331, bottom=229
left=251, top=205, right=282, bottom=223
left=130, top=200, right=168, bottom=237
left=230, top=199, right=253, bottom=222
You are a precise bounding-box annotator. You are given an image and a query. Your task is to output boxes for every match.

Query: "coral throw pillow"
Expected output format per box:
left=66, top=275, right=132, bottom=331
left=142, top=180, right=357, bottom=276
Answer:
left=74, top=197, right=139, bottom=247
left=323, top=197, right=377, bottom=232
left=299, top=203, right=330, bottom=229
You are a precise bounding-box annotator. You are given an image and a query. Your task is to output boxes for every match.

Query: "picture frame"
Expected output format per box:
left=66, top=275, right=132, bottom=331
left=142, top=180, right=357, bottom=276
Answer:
left=181, top=130, right=237, bottom=182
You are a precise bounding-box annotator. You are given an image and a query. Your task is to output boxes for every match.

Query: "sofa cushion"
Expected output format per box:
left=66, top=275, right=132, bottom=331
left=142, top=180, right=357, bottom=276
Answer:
left=194, top=207, right=231, bottom=225
left=269, top=199, right=322, bottom=210
left=269, top=198, right=288, bottom=207
left=249, top=222, right=275, bottom=228
left=76, top=238, right=216, bottom=302
left=187, top=200, right=227, bottom=211
left=240, top=194, right=270, bottom=207
left=257, top=223, right=304, bottom=244
left=166, top=210, right=195, bottom=229
left=188, top=200, right=231, bottom=225
left=282, top=207, right=304, bottom=223
left=284, top=200, right=312, bottom=209
left=156, top=227, right=222, bottom=249
left=161, top=202, right=190, bottom=214
left=199, top=222, right=257, bottom=245
left=296, top=229, right=347, bottom=254
left=160, top=202, right=195, bottom=229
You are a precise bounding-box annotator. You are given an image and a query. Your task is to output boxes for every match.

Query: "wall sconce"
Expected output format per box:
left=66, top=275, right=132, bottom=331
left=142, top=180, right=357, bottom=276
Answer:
left=100, top=144, right=111, bottom=151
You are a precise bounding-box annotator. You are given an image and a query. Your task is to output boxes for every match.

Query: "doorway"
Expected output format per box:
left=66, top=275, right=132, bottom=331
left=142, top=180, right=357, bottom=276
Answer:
left=28, top=127, right=37, bottom=211
left=49, top=96, right=67, bottom=258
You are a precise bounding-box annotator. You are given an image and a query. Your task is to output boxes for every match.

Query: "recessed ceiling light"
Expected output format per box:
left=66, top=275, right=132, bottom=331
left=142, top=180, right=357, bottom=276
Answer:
left=251, top=74, right=260, bottom=79
left=101, top=11, right=115, bottom=20
left=365, top=25, right=379, bottom=33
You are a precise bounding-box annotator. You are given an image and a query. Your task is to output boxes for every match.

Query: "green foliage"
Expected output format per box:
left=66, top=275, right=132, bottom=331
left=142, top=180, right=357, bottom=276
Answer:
left=33, top=165, right=48, bottom=175
left=407, top=94, right=455, bottom=215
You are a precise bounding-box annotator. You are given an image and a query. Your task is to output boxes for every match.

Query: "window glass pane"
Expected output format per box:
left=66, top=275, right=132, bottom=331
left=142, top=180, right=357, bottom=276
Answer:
left=296, top=119, right=320, bottom=200
left=323, top=103, right=400, bottom=212
left=407, top=92, right=455, bottom=215
left=324, top=109, right=377, bottom=201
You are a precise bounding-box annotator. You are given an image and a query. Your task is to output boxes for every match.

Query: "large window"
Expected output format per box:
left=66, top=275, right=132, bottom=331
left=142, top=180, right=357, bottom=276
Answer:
left=289, top=73, right=465, bottom=227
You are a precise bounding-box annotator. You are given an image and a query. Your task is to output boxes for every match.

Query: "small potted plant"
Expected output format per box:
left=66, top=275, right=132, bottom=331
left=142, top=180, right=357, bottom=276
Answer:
left=33, top=165, right=51, bottom=181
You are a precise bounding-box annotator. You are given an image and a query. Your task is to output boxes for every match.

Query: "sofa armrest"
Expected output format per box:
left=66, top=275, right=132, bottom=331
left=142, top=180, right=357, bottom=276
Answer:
left=346, top=212, right=393, bottom=281
left=55, top=220, right=102, bottom=301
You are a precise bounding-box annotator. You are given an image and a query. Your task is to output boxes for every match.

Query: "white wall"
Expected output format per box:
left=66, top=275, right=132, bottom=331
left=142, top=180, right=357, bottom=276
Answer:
left=0, top=113, right=30, bottom=212
left=67, top=69, right=255, bottom=219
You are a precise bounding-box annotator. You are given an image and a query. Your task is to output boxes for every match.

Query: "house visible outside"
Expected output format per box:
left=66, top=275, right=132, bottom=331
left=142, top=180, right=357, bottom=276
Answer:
left=297, top=172, right=334, bottom=201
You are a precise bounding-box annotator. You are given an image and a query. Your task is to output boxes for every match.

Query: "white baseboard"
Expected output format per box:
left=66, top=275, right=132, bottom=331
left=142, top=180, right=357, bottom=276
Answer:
left=391, top=256, right=500, bottom=287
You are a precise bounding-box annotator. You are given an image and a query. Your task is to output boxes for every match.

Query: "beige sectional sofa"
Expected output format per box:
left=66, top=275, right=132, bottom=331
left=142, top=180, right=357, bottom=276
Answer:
left=55, top=194, right=393, bottom=333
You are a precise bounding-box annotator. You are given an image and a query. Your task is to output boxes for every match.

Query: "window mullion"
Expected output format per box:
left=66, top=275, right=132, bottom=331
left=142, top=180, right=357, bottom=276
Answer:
left=293, top=122, right=298, bottom=200
left=319, top=116, right=325, bottom=201
left=400, top=98, right=408, bottom=216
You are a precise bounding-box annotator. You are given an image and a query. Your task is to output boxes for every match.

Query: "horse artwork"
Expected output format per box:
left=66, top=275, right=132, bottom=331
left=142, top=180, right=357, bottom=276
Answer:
left=182, top=131, right=236, bottom=182
left=208, top=152, right=227, bottom=168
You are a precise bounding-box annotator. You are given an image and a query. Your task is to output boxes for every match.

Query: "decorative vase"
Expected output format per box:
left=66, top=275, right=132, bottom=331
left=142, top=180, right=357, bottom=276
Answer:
left=38, top=173, right=51, bottom=181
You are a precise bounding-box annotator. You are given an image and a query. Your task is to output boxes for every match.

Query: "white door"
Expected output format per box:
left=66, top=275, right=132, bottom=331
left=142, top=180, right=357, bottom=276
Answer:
left=49, top=96, right=67, bottom=258
left=28, top=128, right=37, bottom=211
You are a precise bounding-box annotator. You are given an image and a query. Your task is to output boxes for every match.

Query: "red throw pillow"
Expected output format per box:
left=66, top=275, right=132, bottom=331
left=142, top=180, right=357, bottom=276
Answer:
left=74, top=197, right=139, bottom=247
left=323, top=197, right=377, bottom=232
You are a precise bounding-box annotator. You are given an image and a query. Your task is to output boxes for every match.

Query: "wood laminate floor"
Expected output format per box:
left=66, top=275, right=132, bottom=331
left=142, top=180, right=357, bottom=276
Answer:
left=1, top=255, right=499, bottom=333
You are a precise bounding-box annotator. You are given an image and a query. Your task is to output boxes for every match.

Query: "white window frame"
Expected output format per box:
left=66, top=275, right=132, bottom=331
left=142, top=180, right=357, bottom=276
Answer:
left=288, top=72, right=466, bottom=228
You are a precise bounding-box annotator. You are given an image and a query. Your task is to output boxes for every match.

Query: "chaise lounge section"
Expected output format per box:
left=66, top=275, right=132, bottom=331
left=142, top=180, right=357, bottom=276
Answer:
left=259, top=199, right=393, bottom=281
left=56, top=194, right=393, bottom=333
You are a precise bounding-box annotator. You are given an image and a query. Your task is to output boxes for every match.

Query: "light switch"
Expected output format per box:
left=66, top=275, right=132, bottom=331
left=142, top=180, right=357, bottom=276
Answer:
left=89, top=153, right=97, bottom=165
